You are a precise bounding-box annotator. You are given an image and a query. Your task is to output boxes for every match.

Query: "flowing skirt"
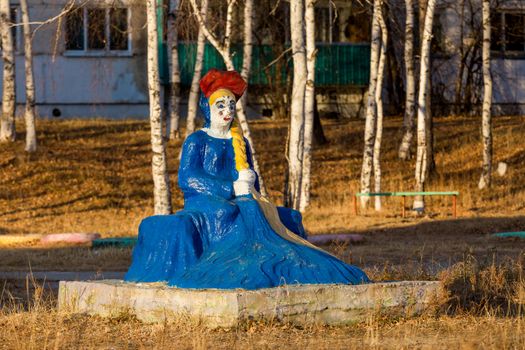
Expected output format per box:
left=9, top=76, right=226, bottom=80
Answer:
left=125, top=195, right=369, bottom=290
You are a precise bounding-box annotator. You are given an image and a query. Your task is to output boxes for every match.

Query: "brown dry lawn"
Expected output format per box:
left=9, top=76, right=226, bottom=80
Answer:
left=1, top=115, right=524, bottom=237
left=1, top=306, right=524, bottom=349
left=1, top=116, right=525, bottom=348
left=1, top=116, right=524, bottom=272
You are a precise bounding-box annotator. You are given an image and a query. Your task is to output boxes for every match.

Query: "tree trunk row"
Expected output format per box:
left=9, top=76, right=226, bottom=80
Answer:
left=20, top=0, right=36, bottom=152
left=186, top=0, right=208, bottom=138
left=0, top=0, right=16, bottom=142
left=413, top=0, right=436, bottom=211
left=167, top=0, right=182, bottom=140
left=398, top=0, right=415, bottom=160
left=359, top=0, right=382, bottom=208
left=372, top=2, right=387, bottom=211
left=286, top=0, right=307, bottom=210
left=147, top=0, right=172, bottom=215
left=479, top=0, right=492, bottom=190
left=298, top=0, right=316, bottom=212
left=1, top=0, right=37, bottom=152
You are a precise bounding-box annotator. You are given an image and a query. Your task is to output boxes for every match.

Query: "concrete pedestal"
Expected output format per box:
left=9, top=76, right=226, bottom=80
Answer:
left=59, top=280, right=442, bottom=327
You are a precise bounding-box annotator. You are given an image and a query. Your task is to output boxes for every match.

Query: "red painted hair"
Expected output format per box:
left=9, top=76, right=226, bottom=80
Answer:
left=199, top=69, right=247, bottom=100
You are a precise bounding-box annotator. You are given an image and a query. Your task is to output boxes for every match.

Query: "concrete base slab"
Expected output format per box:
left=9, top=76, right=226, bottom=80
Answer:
left=59, top=280, right=443, bottom=327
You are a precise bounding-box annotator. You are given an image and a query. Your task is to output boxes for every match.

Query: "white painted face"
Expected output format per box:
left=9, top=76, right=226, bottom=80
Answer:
left=210, top=95, right=236, bottom=130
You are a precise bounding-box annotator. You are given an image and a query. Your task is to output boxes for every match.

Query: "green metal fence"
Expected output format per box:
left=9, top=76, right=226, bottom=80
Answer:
left=172, top=43, right=370, bottom=88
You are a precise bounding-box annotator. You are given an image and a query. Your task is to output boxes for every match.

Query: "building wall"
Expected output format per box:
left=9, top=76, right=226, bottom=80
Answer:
left=431, top=0, right=525, bottom=115
left=0, top=0, right=522, bottom=119
left=1, top=0, right=150, bottom=118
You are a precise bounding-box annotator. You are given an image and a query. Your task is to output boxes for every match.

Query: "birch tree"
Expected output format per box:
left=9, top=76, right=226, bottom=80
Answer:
left=359, top=0, right=381, bottom=208
left=286, top=0, right=307, bottom=210
left=420, top=0, right=436, bottom=178
left=398, top=0, right=415, bottom=160
left=167, top=0, right=182, bottom=140
left=189, top=0, right=267, bottom=195
left=0, top=0, right=16, bottom=142
left=185, top=0, right=208, bottom=137
left=413, top=0, right=436, bottom=211
left=239, top=0, right=253, bottom=113
left=20, top=0, right=36, bottom=152
left=478, top=0, right=492, bottom=189
left=147, top=0, right=172, bottom=215
left=373, top=2, right=387, bottom=211
left=299, top=0, right=316, bottom=212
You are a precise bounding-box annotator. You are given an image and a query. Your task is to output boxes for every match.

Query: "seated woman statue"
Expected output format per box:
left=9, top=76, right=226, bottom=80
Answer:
left=125, top=69, right=369, bottom=290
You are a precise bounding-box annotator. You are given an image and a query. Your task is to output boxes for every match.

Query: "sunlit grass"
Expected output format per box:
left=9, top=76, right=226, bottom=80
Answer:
left=1, top=116, right=524, bottom=237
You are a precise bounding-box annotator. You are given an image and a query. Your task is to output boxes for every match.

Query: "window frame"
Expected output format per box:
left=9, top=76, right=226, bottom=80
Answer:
left=314, top=3, right=339, bottom=44
left=491, top=9, right=525, bottom=59
left=64, top=6, right=132, bottom=57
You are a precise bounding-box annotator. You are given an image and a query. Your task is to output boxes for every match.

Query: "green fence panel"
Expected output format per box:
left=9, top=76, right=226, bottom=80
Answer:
left=355, top=191, right=460, bottom=197
left=175, top=43, right=370, bottom=88
left=315, top=43, right=370, bottom=86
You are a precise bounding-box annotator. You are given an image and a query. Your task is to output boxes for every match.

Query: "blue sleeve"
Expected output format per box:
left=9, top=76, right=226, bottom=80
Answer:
left=178, top=133, right=235, bottom=200
left=245, top=138, right=261, bottom=193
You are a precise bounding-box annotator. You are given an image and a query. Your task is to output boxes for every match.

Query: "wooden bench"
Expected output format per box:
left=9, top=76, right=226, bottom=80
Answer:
left=354, top=191, right=459, bottom=218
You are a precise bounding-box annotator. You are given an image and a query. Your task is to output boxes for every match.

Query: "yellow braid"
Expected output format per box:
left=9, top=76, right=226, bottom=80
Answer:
left=229, top=105, right=332, bottom=255
left=230, top=120, right=250, bottom=171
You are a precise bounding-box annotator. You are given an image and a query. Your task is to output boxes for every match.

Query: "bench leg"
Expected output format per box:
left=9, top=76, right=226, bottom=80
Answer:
left=402, top=196, right=406, bottom=218
left=354, top=195, right=358, bottom=215
left=453, top=195, right=457, bottom=218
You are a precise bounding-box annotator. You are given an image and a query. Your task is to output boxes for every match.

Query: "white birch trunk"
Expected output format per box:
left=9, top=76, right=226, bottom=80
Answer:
left=186, top=0, right=208, bottom=137
left=20, top=0, right=36, bottom=152
left=286, top=0, right=307, bottom=210
left=398, top=0, right=415, bottom=160
left=147, top=0, right=172, bottom=215
left=239, top=0, right=253, bottom=113
left=0, top=0, right=16, bottom=142
left=168, top=0, right=181, bottom=140
left=359, top=0, right=381, bottom=208
left=237, top=0, right=268, bottom=196
left=299, top=0, right=316, bottom=212
left=373, top=3, right=387, bottom=211
left=479, top=0, right=492, bottom=190
left=189, top=0, right=267, bottom=196
left=413, top=0, right=436, bottom=211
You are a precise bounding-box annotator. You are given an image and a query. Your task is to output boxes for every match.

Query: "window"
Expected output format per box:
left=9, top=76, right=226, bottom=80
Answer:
left=315, top=5, right=339, bottom=43
left=342, top=4, right=371, bottom=44
left=65, top=7, right=130, bottom=53
left=491, top=11, right=525, bottom=55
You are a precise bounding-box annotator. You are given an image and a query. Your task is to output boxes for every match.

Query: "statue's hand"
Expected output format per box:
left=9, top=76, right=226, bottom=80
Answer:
left=237, top=169, right=256, bottom=185
left=234, top=169, right=256, bottom=196
left=234, top=181, right=251, bottom=196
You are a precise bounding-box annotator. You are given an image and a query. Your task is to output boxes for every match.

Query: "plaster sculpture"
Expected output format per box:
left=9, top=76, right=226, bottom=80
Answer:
left=125, top=69, right=369, bottom=289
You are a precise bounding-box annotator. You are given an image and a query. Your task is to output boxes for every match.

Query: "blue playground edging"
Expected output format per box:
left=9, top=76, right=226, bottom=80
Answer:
left=492, top=232, right=525, bottom=239
left=92, top=237, right=138, bottom=248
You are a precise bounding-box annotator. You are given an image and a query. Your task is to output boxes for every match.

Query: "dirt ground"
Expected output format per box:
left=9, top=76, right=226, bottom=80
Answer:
left=1, top=215, right=525, bottom=276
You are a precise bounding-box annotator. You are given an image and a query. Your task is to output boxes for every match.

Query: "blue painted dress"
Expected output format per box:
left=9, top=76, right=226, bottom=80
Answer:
left=125, top=130, right=369, bottom=289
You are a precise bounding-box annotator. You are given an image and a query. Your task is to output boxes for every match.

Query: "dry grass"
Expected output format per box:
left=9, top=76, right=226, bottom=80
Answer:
left=1, top=116, right=525, bottom=236
left=1, top=257, right=524, bottom=349
left=1, top=116, right=525, bottom=348
left=1, top=288, right=524, bottom=349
